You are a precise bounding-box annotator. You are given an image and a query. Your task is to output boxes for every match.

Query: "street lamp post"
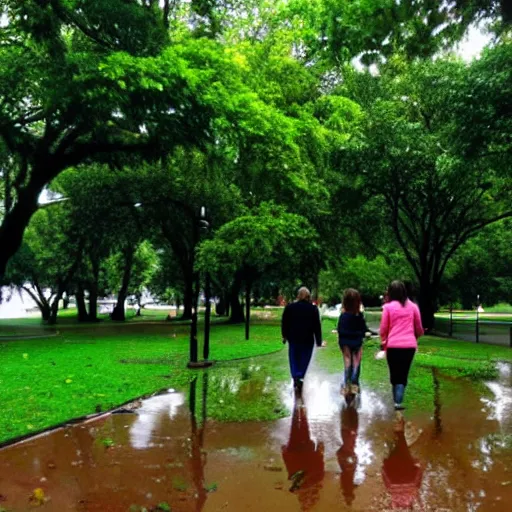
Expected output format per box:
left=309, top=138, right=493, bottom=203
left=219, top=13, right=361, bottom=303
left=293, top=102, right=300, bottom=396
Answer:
left=188, top=206, right=213, bottom=369
left=199, top=208, right=212, bottom=362
left=189, top=272, right=200, bottom=364
left=476, top=294, right=480, bottom=343
left=449, top=303, right=453, bottom=337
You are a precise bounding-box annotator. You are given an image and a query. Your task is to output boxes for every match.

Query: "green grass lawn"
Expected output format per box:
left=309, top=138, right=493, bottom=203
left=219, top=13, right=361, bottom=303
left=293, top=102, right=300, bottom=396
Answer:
left=0, top=318, right=285, bottom=444
left=480, top=303, right=512, bottom=314
left=2, top=309, right=512, bottom=445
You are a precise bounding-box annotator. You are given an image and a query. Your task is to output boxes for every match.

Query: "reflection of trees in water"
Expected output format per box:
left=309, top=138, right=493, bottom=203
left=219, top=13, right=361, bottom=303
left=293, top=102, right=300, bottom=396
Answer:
left=432, top=367, right=442, bottom=438
left=281, top=401, right=325, bottom=510
left=189, top=373, right=208, bottom=511
left=337, top=405, right=359, bottom=506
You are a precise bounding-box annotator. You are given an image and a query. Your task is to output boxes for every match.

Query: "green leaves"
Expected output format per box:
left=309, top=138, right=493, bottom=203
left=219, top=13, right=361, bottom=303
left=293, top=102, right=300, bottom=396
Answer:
left=196, top=202, right=320, bottom=279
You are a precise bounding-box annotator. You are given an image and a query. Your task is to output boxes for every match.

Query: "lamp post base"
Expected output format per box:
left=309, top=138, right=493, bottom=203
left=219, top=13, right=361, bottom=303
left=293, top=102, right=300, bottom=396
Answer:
left=187, top=360, right=215, bottom=369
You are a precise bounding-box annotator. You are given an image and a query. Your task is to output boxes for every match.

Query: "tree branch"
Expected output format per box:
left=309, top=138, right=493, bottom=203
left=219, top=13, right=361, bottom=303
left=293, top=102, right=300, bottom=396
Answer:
left=389, top=197, right=421, bottom=279
left=57, top=137, right=157, bottom=170
left=22, top=285, right=45, bottom=311
left=438, top=211, right=512, bottom=280
left=49, top=0, right=116, bottom=51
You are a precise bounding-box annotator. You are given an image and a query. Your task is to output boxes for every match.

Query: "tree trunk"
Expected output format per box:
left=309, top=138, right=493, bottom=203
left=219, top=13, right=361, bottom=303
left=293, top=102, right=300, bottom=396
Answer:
left=225, top=291, right=230, bottom=317
left=215, top=293, right=226, bottom=316
left=203, top=272, right=212, bottom=360
left=62, top=294, right=70, bottom=310
left=135, top=292, right=142, bottom=316
left=87, top=258, right=100, bottom=322
left=111, top=247, right=134, bottom=322
left=418, top=278, right=437, bottom=331
left=76, top=285, right=89, bottom=322
left=48, top=286, right=65, bottom=325
left=111, top=296, right=127, bottom=321
left=229, top=271, right=245, bottom=324
left=245, top=280, right=251, bottom=340
left=189, top=272, right=200, bottom=363
left=23, top=284, right=52, bottom=323
left=41, top=302, right=51, bottom=323
left=0, top=184, right=40, bottom=280
left=181, top=273, right=194, bottom=320
left=88, top=288, right=98, bottom=322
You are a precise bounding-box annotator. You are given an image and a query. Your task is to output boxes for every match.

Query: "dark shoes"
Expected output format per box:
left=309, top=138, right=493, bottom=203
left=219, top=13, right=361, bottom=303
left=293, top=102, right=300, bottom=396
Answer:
left=293, top=378, right=304, bottom=393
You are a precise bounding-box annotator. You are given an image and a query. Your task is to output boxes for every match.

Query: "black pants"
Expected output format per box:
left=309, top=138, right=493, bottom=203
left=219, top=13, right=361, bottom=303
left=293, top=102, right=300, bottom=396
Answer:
left=386, top=348, right=416, bottom=386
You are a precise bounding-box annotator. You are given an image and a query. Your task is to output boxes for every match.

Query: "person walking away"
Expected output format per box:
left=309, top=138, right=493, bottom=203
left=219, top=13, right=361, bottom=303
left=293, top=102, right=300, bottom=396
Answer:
left=281, top=287, right=325, bottom=392
left=380, top=281, right=424, bottom=415
left=338, top=288, right=371, bottom=396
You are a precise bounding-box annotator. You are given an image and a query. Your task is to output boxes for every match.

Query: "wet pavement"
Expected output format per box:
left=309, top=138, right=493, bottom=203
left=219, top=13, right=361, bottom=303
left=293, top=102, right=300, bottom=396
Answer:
left=1, top=358, right=512, bottom=511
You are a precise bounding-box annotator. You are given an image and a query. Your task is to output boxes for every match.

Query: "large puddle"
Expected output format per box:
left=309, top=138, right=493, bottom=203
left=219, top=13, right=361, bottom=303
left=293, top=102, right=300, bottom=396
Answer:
left=1, top=360, right=512, bottom=511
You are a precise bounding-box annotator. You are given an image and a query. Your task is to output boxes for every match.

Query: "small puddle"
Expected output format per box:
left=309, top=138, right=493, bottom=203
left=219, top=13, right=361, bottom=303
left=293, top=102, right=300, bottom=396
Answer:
left=1, top=360, right=512, bottom=511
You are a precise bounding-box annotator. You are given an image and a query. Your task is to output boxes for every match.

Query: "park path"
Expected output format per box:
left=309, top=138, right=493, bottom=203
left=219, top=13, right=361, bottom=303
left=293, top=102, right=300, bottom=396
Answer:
left=1, top=354, right=512, bottom=511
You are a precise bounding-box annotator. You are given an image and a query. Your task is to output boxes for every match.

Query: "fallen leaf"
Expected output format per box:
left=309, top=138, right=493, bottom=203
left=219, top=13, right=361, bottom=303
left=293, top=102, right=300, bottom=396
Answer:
left=29, top=488, right=46, bottom=506
left=264, top=465, right=283, bottom=472
left=289, top=470, right=305, bottom=492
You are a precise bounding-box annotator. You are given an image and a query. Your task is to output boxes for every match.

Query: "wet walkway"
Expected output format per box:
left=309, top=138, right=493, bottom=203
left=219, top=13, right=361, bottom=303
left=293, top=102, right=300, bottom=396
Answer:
left=1, top=356, right=512, bottom=511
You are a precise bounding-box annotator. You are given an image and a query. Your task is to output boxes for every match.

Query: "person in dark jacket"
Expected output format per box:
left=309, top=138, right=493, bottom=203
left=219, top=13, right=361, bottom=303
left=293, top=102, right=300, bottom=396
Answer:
left=281, top=287, right=324, bottom=391
left=338, top=288, right=371, bottom=396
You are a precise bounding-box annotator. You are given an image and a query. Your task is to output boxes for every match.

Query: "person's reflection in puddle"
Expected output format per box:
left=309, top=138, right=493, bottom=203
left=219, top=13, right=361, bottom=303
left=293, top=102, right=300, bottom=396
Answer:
left=337, top=401, right=359, bottom=506
left=382, top=428, right=423, bottom=509
left=282, top=400, right=325, bottom=510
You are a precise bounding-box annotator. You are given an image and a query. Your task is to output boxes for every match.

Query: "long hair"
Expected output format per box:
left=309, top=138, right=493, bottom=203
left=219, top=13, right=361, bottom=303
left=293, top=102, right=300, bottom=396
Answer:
left=342, top=288, right=361, bottom=315
left=388, top=281, right=408, bottom=306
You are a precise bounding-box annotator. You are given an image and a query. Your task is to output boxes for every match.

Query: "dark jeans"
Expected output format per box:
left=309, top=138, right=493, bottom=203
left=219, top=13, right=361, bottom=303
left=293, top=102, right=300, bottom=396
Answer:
left=386, top=348, right=416, bottom=405
left=340, top=344, right=362, bottom=387
left=288, top=342, right=314, bottom=380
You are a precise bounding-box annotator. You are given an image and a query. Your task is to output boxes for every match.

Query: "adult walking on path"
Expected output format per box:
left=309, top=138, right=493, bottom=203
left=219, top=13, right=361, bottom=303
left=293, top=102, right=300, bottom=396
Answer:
left=281, top=287, right=325, bottom=392
left=380, top=281, right=424, bottom=413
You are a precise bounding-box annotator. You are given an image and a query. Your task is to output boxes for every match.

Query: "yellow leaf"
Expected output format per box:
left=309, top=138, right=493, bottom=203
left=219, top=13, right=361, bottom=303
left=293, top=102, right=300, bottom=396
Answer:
left=30, top=487, right=46, bottom=505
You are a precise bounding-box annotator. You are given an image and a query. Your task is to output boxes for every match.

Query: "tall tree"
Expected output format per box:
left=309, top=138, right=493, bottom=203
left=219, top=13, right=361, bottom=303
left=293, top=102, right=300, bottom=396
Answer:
left=0, top=1, right=268, bottom=278
left=4, top=204, right=83, bottom=324
left=288, top=0, right=511, bottom=65
left=337, top=45, right=512, bottom=327
left=197, top=202, right=321, bottom=335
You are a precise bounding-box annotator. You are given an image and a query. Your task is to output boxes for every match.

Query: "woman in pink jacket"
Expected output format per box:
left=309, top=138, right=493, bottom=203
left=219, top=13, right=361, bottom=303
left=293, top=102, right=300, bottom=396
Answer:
left=380, top=281, right=424, bottom=411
